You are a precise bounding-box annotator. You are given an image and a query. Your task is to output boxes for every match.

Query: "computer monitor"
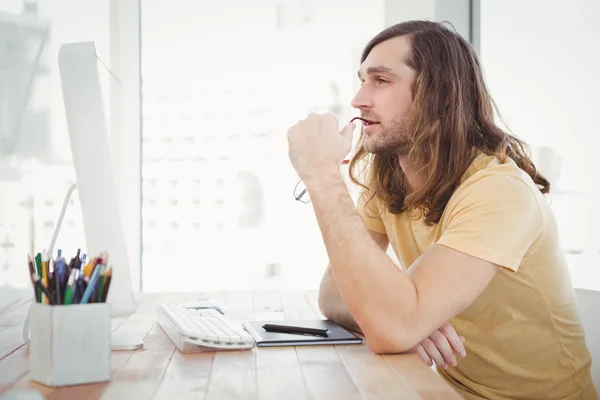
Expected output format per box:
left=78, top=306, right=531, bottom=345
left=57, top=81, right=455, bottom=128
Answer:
left=57, top=42, right=135, bottom=318
left=21, top=42, right=141, bottom=351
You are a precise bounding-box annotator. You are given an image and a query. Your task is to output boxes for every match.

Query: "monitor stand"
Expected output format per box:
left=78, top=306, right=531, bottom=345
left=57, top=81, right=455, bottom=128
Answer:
left=111, top=331, right=144, bottom=351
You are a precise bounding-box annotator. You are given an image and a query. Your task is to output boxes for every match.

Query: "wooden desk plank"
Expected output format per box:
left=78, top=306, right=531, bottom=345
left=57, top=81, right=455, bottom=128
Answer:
left=22, top=377, right=107, bottom=400
left=151, top=292, right=219, bottom=400
left=280, top=291, right=363, bottom=400
left=203, top=290, right=257, bottom=400
left=0, top=346, right=29, bottom=394
left=280, top=291, right=316, bottom=320
left=336, top=345, right=420, bottom=400
left=256, top=347, right=309, bottom=400
left=98, top=293, right=172, bottom=400
left=0, top=297, right=31, bottom=361
left=222, top=290, right=255, bottom=322
left=0, top=288, right=33, bottom=394
left=99, top=323, right=176, bottom=400
left=253, top=290, right=285, bottom=321
left=0, top=286, right=32, bottom=316
left=204, top=347, right=257, bottom=400
left=384, top=354, right=462, bottom=400
left=295, top=346, right=362, bottom=400
left=254, top=291, right=309, bottom=400
left=152, top=351, right=214, bottom=400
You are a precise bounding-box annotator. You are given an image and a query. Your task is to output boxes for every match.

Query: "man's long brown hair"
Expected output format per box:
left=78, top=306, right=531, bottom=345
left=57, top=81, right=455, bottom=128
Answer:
left=349, top=21, right=550, bottom=224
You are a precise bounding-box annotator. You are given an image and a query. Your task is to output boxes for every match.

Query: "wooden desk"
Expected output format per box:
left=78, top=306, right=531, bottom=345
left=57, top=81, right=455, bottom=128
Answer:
left=0, top=286, right=461, bottom=399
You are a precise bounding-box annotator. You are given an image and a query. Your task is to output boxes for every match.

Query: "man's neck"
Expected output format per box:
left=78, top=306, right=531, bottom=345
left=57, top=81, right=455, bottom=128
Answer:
left=398, top=156, right=423, bottom=191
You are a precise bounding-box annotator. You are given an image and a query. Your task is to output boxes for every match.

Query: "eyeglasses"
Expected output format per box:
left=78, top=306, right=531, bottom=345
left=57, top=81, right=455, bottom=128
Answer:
left=293, top=180, right=310, bottom=203
left=293, top=159, right=350, bottom=204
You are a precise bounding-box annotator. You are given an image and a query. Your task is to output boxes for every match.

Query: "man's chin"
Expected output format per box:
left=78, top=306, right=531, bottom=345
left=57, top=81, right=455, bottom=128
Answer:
left=363, top=137, right=388, bottom=155
left=363, top=138, right=410, bottom=157
left=362, top=136, right=383, bottom=154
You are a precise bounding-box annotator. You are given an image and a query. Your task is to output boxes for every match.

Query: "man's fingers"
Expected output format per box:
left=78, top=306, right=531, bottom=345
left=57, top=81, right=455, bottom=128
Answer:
left=321, top=112, right=339, bottom=135
left=341, top=121, right=356, bottom=139
left=421, top=337, right=447, bottom=369
left=340, top=122, right=355, bottom=155
left=429, top=331, right=456, bottom=368
left=414, top=344, right=433, bottom=367
left=439, top=322, right=466, bottom=358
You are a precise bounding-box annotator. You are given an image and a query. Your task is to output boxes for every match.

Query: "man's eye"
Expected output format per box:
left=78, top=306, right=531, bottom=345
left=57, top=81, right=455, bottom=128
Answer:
left=377, top=78, right=389, bottom=84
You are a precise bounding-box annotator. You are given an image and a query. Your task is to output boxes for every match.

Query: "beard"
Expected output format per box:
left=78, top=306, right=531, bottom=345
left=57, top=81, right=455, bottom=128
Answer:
left=362, top=113, right=413, bottom=156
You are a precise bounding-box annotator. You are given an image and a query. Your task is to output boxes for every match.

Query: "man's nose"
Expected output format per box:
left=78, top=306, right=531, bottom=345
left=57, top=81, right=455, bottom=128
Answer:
left=351, top=85, right=373, bottom=109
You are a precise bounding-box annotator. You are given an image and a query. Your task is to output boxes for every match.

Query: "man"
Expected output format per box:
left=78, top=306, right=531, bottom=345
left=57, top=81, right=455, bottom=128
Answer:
left=286, top=20, right=596, bottom=399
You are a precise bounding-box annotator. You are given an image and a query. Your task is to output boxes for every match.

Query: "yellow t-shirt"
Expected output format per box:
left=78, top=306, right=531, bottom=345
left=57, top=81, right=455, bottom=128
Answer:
left=357, top=153, right=596, bottom=399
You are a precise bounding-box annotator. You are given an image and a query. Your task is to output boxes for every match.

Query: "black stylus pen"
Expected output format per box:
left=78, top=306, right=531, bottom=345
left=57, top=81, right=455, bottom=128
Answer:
left=262, top=324, right=331, bottom=337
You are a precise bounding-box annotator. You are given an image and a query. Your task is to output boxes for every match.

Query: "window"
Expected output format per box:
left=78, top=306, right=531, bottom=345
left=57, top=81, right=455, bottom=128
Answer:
left=140, top=0, right=381, bottom=291
left=479, top=0, right=600, bottom=289
left=0, top=0, right=109, bottom=288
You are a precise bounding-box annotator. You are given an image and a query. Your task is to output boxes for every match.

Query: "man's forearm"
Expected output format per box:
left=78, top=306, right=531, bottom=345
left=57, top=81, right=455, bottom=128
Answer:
left=305, top=166, right=420, bottom=352
left=318, top=265, right=362, bottom=333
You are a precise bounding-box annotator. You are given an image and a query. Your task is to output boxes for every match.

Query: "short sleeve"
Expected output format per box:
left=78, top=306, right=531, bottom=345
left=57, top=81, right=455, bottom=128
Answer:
left=356, top=192, right=387, bottom=234
left=436, top=174, right=543, bottom=272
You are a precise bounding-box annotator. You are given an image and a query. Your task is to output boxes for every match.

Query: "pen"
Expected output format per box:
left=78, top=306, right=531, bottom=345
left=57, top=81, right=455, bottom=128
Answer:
left=262, top=324, right=331, bottom=337
left=75, top=276, right=87, bottom=304
left=27, top=256, right=38, bottom=301
left=53, top=259, right=62, bottom=305
left=63, top=269, right=78, bottom=305
left=55, top=258, right=67, bottom=301
left=80, top=262, right=102, bottom=304
left=68, top=248, right=82, bottom=273
left=31, top=273, right=53, bottom=305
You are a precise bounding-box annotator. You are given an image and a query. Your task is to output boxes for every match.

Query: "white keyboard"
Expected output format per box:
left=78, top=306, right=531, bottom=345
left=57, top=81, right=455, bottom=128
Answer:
left=156, top=303, right=255, bottom=352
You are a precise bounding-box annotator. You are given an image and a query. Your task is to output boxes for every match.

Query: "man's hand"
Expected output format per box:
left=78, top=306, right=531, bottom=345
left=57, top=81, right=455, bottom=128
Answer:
left=410, top=323, right=466, bottom=369
left=287, top=113, right=355, bottom=181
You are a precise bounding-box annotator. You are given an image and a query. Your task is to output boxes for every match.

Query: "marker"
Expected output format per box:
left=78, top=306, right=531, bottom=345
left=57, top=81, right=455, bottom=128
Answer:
left=34, top=253, right=42, bottom=302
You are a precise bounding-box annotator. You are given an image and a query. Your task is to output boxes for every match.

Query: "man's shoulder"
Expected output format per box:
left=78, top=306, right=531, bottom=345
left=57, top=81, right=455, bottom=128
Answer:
left=454, top=157, right=543, bottom=203
left=443, top=157, right=548, bottom=228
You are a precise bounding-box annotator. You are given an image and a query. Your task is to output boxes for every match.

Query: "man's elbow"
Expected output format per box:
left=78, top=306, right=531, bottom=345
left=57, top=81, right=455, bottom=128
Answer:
left=317, top=287, right=331, bottom=318
left=365, top=329, right=417, bottom=355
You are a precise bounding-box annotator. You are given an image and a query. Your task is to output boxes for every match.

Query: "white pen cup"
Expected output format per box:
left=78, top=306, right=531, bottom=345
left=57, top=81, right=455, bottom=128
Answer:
left=29, top=302, right=111, bottom=387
